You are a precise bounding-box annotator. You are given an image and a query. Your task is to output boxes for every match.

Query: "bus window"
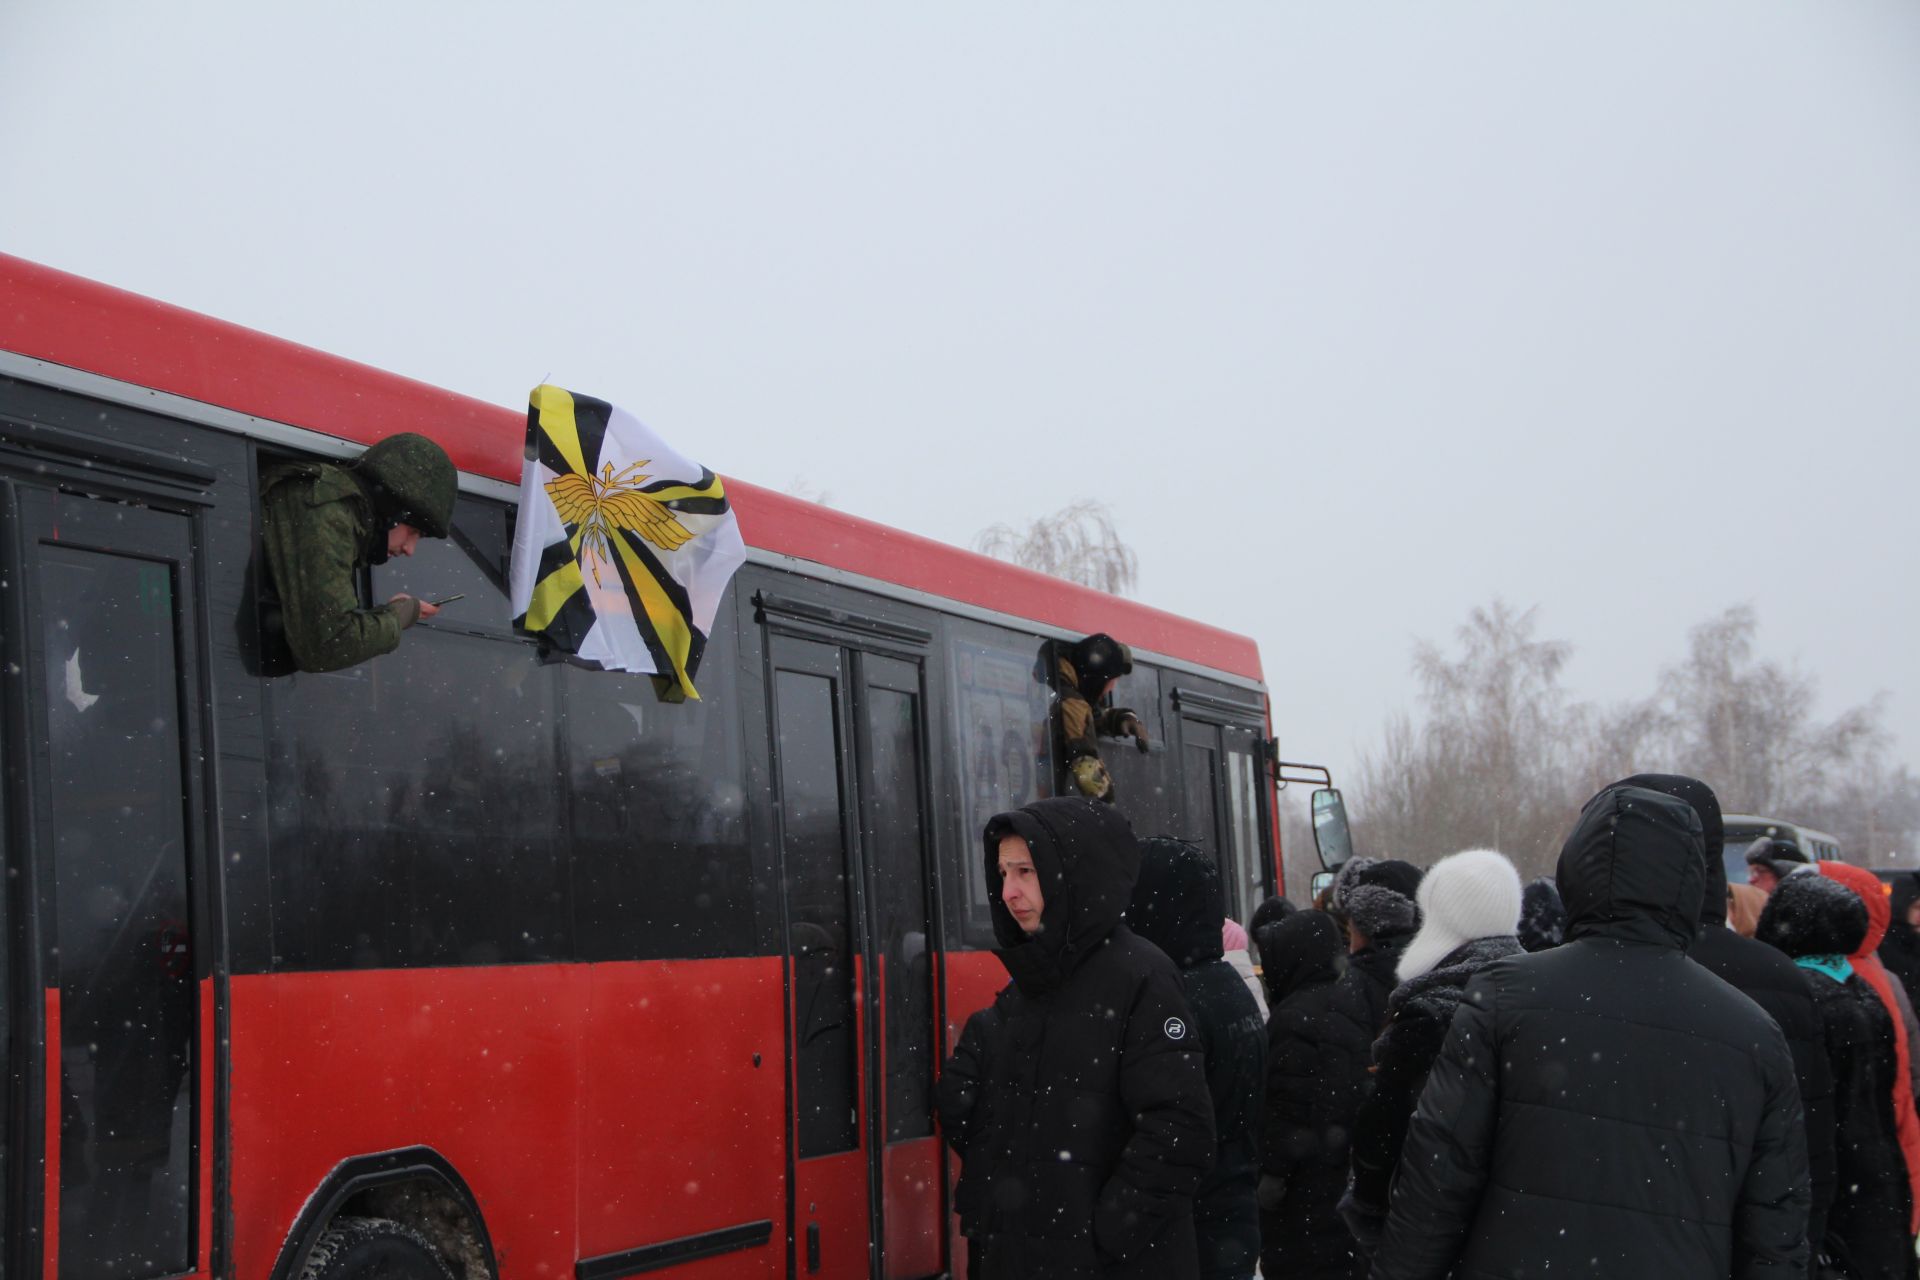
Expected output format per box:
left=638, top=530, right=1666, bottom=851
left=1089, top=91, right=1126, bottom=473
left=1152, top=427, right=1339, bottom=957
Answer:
left=773, top=663, right=860, bottom=1156
left=266, top=626, right=566, bottom=970
left=1222, top=727, right=1269, bottom=922
left=1103, top=663, right=1171, bottom=836
left=565, top=607, right=753, bottom=962
left=863, top=667, right=933, bottom=1142
left=947, top=623, right=1053, bottom=943
left=27, top=504, right=198, bottom=1280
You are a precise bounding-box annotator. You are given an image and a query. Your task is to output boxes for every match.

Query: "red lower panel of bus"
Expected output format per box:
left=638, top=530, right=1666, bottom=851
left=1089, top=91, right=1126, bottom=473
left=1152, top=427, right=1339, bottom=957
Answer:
left=941, top=950, right=1009, bottom=1280
left=229, top=959, right=787, bottom=1280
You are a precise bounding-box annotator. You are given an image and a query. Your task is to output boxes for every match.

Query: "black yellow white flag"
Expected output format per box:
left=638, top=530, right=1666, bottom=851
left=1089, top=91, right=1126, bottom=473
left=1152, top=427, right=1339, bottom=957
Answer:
left=509, top=385, right=745, bottom=698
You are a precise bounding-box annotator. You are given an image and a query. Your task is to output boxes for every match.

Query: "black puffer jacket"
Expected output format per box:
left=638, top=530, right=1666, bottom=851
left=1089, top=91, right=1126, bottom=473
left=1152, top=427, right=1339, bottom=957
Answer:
left=1254, top=911, right=1367, bottom=1280
left=1756, top=872, right=1913, bottom=1280
left=939, top=988, right=1012, bottom=1240
left=1371, top=784, right=1811, bottom=1280
left=1620, top=772, right=1837, bottom=1275
left=1880, top=873, right=1920, bottom=1007
left=972, top=798, right=1215, bottom=1280
left=1344, top=935, right=1523, bottom=1248
left=1128, top=837, right=1265, bottom=1280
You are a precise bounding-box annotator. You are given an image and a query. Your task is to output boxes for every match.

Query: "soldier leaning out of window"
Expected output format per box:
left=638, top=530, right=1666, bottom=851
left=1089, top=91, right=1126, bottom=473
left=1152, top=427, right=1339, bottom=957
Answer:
left=1053, top=632, right=1149, bottom=803
left=260, top=432, right=457, bottom=674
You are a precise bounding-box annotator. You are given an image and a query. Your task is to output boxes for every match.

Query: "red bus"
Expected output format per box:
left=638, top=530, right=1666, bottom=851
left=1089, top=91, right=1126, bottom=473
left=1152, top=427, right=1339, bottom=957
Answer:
left=0, top=255, right=1278, bottom=1280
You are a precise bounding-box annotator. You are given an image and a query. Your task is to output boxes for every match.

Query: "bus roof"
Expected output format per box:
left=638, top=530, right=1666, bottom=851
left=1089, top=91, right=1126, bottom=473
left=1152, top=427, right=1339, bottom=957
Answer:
left=0, top=253, right=1263, bottom=682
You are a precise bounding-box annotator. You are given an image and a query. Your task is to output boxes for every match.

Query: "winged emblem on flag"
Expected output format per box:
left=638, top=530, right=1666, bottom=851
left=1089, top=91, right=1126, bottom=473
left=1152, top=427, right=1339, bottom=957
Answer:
left=547, top=460, right=696, bottom=586
left=508, top=384, right=746, bottom=698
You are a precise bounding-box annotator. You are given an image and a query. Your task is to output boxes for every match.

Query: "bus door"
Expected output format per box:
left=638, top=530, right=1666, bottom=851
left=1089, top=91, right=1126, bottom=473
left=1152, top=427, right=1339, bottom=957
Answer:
left=1176, top=687, right=1273, bottom=923
left=766, top=631, right=942, bottom=1280
left=4, top=486, right=209, bottom=1280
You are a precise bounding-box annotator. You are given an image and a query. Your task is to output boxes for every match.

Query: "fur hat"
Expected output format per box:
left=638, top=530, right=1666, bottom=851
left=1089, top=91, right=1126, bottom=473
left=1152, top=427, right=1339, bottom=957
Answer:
left=1397, top=850, right=1524, bottom=983
left=1517, top=876, right=1567, bottom=952
left=1331, top=857, right=1423, bottom=941
left=1755, top=872, right=1869, bottom=959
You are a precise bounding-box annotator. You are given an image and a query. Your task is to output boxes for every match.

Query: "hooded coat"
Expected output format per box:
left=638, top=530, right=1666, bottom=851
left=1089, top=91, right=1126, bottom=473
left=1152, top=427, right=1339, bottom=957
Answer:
left=1881, top=874, right=1920, bottom=1005
left=971, top=798, right=1215, bottom=1280
left=1370, top=785, right=1811, bottom=1280
left=1344, top=851, right=1524, bottom=1255
left=1253, top=910, right=1366, bottom=1280
left=1818, top=860, right=1920, bottom=1239
left=1619, top=772, right=1836, bottom=1273
left=1757, top=873, right=1913, bottom=1279
left=260, top=433, right=457, bottom=673
left=1128, top=838, right=1266, bottom=1279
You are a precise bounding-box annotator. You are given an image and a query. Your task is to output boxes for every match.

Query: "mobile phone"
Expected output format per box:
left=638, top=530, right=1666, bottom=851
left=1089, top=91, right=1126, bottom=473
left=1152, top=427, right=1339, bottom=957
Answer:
left=428, top=594, right=465, bottom=607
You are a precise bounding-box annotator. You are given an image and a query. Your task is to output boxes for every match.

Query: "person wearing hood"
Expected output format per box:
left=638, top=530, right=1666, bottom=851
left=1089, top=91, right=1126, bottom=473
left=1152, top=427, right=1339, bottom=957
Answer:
left=1371, top=784, right=1811, bottom=1279
left=1050, top=633, right=1148, bottom=803
left=1220, top=917, right=1267, bottom=1020
left=260, top=432, right=458, bottom=672
left=967, top=798, right=1214, bottom=1279
left=1817, top=861, right=1920, bottom=1250
left=939, top=986, right=1013, bottom=1280
left=1881, top=874, right=1920, bottom=1005
left=1252, top=909, right=1365, bottom=1280
left=1341, top=849, right=1524, bottom=1256
left=1620, top=773, right=1835, bottom=1277
left=1128, top=838, right=1266, bottom=1280
left=1757, top=873, right=1913, bottom=1279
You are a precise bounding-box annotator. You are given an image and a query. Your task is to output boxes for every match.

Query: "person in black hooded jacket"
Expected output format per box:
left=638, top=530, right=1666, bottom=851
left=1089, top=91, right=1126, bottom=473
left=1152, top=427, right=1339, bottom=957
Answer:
left=1371, top=784, right=1811, bottom=1280
left=939, top=986, right=1012, bottom=1280
left=1618, top=772, right=1837, bottom=1277
left=1342, top=849, right=1524, bottom=1257
left=969, top=797, right=1215, bottom=1280
left=1253, top=909, right=1364, bottom=1280
left=1880, top=873, right=1920, bottom=1009
left=1127, top=836, right=1265, bottom=1280
left=1757, top=873, right=1913, bottom=1280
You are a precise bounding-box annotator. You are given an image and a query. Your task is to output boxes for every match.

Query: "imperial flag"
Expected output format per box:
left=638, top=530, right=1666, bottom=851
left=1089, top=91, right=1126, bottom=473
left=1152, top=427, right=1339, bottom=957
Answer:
left=508, top=385, right=745, bottom=698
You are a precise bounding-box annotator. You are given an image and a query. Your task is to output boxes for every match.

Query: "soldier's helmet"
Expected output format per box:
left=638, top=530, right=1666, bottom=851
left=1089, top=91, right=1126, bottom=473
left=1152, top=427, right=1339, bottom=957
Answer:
left=356, top=433, right=457, bottom=539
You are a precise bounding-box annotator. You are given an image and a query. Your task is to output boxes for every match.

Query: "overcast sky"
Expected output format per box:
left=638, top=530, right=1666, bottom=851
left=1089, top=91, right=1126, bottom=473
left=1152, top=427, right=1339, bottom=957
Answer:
left=5, top=2, right=1916, bottom=788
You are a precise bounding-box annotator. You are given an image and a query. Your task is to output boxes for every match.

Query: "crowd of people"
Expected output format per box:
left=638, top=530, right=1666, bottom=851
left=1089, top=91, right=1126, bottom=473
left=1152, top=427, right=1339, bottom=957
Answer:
left=940, top=776, right=1920, bottom=1279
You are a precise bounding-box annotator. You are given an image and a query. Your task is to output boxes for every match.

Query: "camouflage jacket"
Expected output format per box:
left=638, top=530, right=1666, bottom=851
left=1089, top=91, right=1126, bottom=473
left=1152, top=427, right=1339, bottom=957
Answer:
left=260, top=462, right=419, bottom=673
left=1052, top=655, right=1144, bottom=803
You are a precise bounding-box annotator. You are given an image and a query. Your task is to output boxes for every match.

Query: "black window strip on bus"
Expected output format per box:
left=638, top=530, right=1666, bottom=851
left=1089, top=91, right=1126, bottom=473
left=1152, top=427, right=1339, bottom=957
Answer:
left=1171, top=684, right=1267, bottom=723
left=574, top=1219, right=774, bottom=1280
left=0, top=413, right=219, bottom=500
left=754, top=589, right=933, bottom=646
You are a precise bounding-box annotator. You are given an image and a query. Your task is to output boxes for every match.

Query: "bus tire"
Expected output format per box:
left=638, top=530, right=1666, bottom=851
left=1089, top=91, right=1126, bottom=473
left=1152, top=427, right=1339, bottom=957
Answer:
left=299, top=1217, right=458, bottom=1280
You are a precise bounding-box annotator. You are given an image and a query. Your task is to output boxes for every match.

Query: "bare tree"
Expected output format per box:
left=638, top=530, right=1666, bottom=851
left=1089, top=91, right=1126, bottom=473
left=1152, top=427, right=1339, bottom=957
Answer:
left=1656, top=605, right=1886, bottom=818
left=974, top=500, right=1139, bottom=596
left=783, top=477, right=835, bottom=508
left=1349, top=599, right=1912, bottom=875
left=1353, top=602, right=1593, bottom=876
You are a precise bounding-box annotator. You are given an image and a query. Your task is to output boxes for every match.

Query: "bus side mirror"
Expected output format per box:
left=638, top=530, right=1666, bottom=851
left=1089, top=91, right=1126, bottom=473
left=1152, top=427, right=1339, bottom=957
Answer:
left=1311, top=787, right=1355, bottom=870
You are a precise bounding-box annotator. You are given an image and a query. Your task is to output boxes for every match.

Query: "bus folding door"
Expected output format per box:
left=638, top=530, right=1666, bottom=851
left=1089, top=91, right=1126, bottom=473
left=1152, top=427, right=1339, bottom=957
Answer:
left=3, top=484, right=214, bottom=1280
left=766, top=631, right=944, bottom=1280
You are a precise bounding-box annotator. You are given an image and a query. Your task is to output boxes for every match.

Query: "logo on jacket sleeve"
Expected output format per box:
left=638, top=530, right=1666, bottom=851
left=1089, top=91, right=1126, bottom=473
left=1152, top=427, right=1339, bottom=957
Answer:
left=1163, top=1016, right=1187, bottom=1040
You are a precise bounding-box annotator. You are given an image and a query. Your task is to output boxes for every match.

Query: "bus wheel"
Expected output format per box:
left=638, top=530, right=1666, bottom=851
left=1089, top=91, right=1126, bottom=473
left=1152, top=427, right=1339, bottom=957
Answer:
left=300, top=1217, right=458, bottom=1280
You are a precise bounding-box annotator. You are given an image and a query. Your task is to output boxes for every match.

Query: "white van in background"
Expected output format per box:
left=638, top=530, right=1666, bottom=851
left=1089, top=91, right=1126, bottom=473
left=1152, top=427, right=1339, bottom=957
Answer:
left=1721, top=813, right=1844, bottom=883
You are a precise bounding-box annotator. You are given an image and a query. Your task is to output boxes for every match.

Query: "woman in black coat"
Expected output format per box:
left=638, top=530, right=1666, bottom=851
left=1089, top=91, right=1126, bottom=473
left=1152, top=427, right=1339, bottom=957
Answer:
left=1342, top=849, right=1523, bottom=1255
left=1254, top=910, right=1366, bottom=1280
left=1757, top=872, right=1914, bottom=1280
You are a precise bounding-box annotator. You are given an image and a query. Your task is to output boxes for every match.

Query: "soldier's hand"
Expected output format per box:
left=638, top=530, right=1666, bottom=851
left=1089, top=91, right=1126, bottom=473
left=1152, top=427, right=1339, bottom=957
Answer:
left=390, top=592, right=440, bottom=621
left=1118, top=710, right=1149, bottom=753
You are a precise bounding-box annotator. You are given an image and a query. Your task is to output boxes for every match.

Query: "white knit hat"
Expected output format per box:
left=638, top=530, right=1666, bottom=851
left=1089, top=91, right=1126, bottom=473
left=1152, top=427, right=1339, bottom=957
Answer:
left=1396, top=849, right=1524, bottom=983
